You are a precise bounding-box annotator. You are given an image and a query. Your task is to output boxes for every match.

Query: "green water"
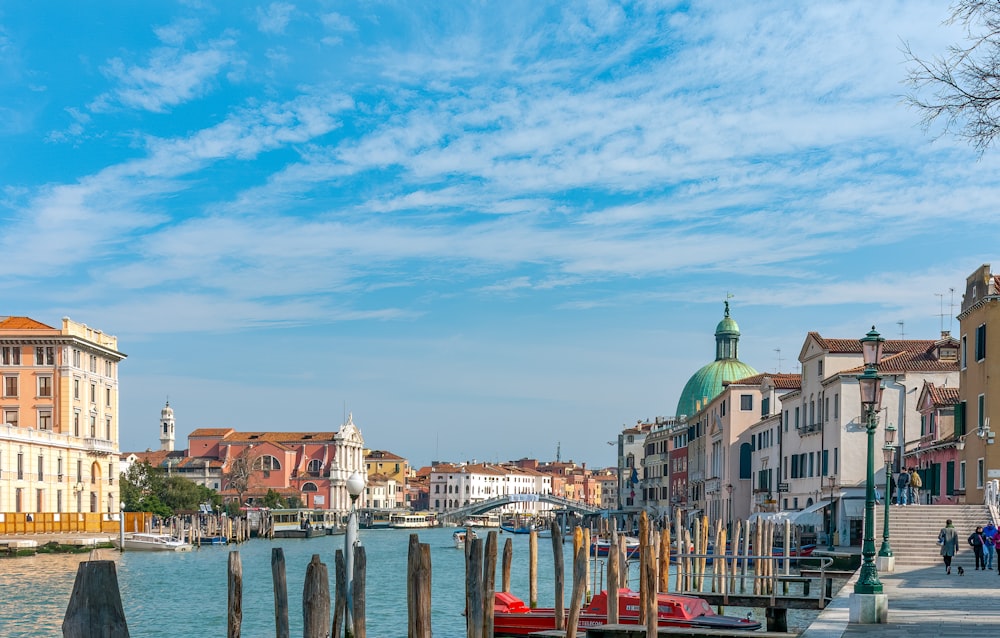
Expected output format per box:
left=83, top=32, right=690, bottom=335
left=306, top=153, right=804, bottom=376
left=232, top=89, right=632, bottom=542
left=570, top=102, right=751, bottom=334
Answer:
left=0, top=528, right=819, bottom=636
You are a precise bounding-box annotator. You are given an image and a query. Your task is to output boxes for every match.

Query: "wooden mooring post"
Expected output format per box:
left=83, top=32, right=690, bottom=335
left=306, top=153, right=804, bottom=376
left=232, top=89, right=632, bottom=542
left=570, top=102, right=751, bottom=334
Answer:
left=272, top=548, right=289, bottom=638
left=551, top=521, right=565, bottom=630
left=62, top=560, right=129, bottom=638
left=303, top=554, right=330, bottom=638
left=407, top=534, right=432, bottom=638
left=228, top=550, right=242, bottom=638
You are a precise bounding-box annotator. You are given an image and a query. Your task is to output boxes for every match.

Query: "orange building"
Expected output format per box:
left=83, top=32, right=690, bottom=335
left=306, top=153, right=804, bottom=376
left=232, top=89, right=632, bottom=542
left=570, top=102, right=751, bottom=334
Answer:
left=0, top=316, right=126, bottom=515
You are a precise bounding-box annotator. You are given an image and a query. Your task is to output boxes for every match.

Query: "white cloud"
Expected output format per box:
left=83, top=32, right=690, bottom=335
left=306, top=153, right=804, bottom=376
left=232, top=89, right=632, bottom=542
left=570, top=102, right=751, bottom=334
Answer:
left=91, top=40, right=236, bottom=113
left=256, top=2, right=296, bottom=35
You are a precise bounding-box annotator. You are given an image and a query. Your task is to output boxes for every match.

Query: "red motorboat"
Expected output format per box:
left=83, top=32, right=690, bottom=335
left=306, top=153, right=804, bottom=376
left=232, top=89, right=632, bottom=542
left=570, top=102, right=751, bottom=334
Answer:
left=493, top=589, right=761, bottom=636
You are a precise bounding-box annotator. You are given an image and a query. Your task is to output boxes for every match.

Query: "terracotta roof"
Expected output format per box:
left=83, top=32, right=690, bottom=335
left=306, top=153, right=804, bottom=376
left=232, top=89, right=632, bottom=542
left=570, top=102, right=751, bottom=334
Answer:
left=175, top=456, right=225, bottom=469
left=366, top=449, right=405, bottom=461
left=840, top=349, right=960, bottom=374
left=929, top=385, right=961, bottom=406
left=725, top=372, right=801, bottom=389
left=189, top=428, right=236, bottom=437
left=0, top=316, right=55, bottom=330
left=226, top=431, right=337, bottom=444
left=808, top=332, right=936, bottom=355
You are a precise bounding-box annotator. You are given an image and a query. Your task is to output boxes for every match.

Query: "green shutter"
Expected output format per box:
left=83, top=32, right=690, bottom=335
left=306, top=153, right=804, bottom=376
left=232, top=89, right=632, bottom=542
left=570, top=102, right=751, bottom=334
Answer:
left=955, top=402, right=966, bottom=437
left=946, top=461, right=955, bottom=495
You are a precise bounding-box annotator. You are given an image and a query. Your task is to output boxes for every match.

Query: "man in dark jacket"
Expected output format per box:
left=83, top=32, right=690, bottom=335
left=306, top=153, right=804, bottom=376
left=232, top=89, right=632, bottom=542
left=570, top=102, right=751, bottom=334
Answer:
left=896, top=469, right=910, bottom=506
left=969, top=526, right=987, bottom=570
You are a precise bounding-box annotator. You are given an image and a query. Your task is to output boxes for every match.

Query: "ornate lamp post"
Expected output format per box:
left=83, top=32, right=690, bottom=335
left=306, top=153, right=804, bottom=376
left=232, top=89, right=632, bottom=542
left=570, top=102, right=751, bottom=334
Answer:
left=827, top=475, right=837, bottom=551
left=344, top=471, right=366, bottom=638
left=726, top=483, right=733, bottom=535
left=878, top=423, right=897, bottom=561
left=854, top=326, right=885, bottom=595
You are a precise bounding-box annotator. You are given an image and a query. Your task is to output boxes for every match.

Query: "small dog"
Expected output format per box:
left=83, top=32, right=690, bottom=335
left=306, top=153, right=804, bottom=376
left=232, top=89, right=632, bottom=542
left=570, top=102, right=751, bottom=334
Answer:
left=957, top=566, right=965, bottom=575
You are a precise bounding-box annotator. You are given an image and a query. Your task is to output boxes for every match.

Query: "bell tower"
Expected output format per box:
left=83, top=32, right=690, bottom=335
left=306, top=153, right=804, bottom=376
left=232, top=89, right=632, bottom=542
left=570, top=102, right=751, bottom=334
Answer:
left=159, top=400, right=176, bottom=451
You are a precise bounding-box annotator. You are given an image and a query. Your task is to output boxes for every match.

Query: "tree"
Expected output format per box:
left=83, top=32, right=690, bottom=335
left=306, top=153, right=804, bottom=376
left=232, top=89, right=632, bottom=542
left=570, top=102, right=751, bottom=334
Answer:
left=904, top=1, right=1000, bottom=153
left=263, top=489, right=286, bottom=509
left=224, top=448, right=255, bottom=506
left=120, top=461, right=172, bottom=517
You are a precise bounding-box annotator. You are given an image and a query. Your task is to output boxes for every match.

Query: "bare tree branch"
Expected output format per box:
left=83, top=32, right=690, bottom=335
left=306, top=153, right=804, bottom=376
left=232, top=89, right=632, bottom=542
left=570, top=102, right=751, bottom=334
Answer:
left=903, top=0, right=1000, bottom=154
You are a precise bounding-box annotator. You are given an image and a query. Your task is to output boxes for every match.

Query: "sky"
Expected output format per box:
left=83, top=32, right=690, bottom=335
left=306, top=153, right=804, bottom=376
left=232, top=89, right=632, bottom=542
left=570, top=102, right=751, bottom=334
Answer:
left=0, top=1, right=994, bottom=469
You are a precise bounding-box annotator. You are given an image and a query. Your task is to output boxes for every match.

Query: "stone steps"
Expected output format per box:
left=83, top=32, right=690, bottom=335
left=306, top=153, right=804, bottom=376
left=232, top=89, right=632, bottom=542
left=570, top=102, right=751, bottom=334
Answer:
left=866, top=503, right=992, bottom=565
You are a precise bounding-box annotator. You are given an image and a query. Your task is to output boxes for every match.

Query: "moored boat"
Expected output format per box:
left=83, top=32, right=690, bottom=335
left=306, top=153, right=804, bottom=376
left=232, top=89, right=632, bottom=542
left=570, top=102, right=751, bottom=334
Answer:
left=114, top=533, right=193, bottom=552
left=389, top=513, right=437, bottom=528
left=590, top=536, right=640, bottom=558
left=453, top=529, right=478, bottom=549
left=493, top=589, right=761, bottom=636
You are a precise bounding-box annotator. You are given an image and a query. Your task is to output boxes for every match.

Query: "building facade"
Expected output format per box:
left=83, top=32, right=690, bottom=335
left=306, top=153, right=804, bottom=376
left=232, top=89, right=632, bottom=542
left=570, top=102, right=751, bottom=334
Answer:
left=0, top=316, right=126, bottom=514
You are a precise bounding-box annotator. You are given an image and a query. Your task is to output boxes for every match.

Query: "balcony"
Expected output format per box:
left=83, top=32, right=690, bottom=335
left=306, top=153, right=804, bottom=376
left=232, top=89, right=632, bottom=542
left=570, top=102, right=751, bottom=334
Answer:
left=84, top=438, right=115, bottom=455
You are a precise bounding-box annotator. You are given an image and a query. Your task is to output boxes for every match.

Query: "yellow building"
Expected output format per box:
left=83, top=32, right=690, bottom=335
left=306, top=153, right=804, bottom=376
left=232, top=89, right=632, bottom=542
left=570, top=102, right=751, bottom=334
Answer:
left=0, top=316, right=126, bottom=514
left=957, top=264, right=1000, bottom=502
left=364, top=449, right=409, bottom=508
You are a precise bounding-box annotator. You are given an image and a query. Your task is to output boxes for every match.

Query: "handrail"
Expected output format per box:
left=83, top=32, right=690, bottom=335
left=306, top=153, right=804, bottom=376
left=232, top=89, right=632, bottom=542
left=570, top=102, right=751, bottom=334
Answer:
left=986, top=479, right=1000, bottom=524
left=667, top=552, right=834, bottom=607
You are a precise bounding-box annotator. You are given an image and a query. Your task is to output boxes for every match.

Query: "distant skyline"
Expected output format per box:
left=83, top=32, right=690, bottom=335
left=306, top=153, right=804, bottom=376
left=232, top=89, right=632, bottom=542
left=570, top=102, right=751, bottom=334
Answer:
left=1, top=2, right=994, bottom=468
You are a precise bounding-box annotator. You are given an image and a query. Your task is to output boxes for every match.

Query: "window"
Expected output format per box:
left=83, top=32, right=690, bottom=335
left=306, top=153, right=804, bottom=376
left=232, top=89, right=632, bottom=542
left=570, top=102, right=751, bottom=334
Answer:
left=105, top=418, right=111, bottom=440
left=38, top=375, right=52, bottom=398
left=761, top=396, right=770, bottom=416
left=39, top=410, right=52, bottom=431
left=794, top=407, right=800, bottom=429
left=105, top=361, right=113, bottom=377
left=38, top=454, right=44, bottom=481
left=89, top=355, right=97, bottom=373
left=106, top=387, right=111, bottom=406
left=73, top=349, right=81, bottom=367
left=960, top=460, right=967, bottom=490
left=253, top=455, right=281, bottom=471
left=90, top=383, right=96, bottom=403
left=978, top=458, right=985, bottom=489
left=89, top=416, right=96, bottom=438
left=77, top=460, right=83, bottom=483
left=834, top=394, right=839, bottom=419
left=740, top=394, right=753, bottom=411
left=57, top=457, right=63, bottom=479
left=824, top=398, right=830, bottom=422
left=818, top=360, right=824, bottom=377
left=74, top=379, right=80, bottom=399
left=783, top=410, right=789, bottom=432
left=976, top=324, right=987, bottom=361
left=35, top=347, right=54, bottom=365
left=1, top=346, right=20, bottom=365
left=3, top=376, right=17, bottom=397
left=73, top=412, right=80, bottom=437
left=979, top=394, right=987, bottom=433
left=3, top=409, right=17, bottom=427
left=17, top=453, right=24, bottom=480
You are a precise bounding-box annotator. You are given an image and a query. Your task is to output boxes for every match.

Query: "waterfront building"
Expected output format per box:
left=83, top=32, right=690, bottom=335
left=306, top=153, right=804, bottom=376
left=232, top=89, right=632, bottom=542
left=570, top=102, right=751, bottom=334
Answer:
left=637, top=417, right=679, bottom=520
left=124, top=412, right=367, bottom=517
left=617, top=420, right=654, bottom=512
left=428, top=462, right=552, bottom=516
left=956, top=264, right=1000, bottom=503
left=364, top=473, right=399, bottom=509
left=0, top=316, right=126, bottom=514
left=364, top=449, right=409, bottom=508
left=593, top=471, right=617, bottom=510
left=910, top=380, right=961, bottom=503
left=777, top=331, right=958, bottom=545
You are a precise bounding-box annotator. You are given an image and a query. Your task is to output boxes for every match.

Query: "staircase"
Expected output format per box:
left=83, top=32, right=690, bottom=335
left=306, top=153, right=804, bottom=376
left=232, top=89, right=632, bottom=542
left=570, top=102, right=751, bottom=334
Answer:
left=871, top=503, right=991, bottom=566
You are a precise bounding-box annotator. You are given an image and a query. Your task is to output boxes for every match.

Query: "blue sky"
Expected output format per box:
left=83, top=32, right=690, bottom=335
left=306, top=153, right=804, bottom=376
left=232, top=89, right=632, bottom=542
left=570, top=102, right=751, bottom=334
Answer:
left=0, top=1, right=993, bottom=468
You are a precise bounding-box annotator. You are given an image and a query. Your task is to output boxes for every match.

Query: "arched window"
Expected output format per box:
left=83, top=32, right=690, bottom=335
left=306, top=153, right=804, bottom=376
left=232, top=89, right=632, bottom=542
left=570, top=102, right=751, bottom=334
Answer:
left=253, top=455, right=281, bottom=471
left=301, top=482, right=318, bottom=492
left=307, top=459, right=322, bottom=475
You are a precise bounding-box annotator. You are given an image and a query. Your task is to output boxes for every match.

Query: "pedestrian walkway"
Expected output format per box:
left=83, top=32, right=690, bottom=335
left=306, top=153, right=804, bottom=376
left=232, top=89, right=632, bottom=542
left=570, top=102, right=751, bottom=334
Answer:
left=803, top=558, right=1000, bottom=638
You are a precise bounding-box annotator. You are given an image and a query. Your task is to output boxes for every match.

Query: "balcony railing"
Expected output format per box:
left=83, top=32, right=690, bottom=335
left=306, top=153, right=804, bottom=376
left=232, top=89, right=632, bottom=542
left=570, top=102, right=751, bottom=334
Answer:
left=84, top=438, right=115, bottom=455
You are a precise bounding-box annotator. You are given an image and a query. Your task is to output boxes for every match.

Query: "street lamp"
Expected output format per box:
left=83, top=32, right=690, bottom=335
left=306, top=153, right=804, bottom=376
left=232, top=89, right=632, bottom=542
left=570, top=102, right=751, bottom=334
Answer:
left=726, top=484, right=733, bottom=535
left=878, top=422, right=897, bottom=559
left=855, top=326, right=885, bottom=595
left=345, top=471, right=366, bottom=638
left=826, top=476, right=837, bottom=552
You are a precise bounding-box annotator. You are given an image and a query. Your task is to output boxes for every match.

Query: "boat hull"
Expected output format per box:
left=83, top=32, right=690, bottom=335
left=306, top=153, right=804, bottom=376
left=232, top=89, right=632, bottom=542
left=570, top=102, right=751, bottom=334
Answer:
left=493, top=590, right=760, bottom=637
left=114, top=534, right=193, bottom=552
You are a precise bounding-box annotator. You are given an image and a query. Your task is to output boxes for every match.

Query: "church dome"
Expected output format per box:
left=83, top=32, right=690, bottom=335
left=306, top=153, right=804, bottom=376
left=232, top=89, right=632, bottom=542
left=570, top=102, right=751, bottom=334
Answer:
left=675, top=302, right=758, bottom=418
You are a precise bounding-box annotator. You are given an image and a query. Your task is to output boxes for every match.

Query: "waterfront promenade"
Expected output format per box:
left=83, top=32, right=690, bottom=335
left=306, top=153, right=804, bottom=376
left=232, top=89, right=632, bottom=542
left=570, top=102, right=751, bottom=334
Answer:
left=804, top=560, right=999, bottom=638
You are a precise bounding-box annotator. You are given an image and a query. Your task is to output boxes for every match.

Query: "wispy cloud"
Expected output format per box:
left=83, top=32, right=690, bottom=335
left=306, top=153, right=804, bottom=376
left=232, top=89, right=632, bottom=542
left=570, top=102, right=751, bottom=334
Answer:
left=256, top=2, right=296, bottom=35
left=91, top=39, right=236, bottom=113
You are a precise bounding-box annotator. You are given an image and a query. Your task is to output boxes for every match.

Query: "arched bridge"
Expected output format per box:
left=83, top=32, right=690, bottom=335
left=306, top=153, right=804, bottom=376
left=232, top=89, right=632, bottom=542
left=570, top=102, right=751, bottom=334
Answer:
left=438, top=493, right=603, bottom=524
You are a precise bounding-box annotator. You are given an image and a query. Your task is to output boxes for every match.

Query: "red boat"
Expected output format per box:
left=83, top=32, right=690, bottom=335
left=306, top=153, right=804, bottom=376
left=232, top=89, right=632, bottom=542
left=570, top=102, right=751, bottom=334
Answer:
left=493, top=589, right=761, bottom=636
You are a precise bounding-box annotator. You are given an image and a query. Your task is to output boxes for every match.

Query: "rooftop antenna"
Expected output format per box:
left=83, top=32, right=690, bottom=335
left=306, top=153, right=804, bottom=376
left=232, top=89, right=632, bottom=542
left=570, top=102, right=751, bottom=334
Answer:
left=949, top=287, right=956, bottom=333
left=557, top=441, right=561, bottom=463
left=897, top=320, right=905, bottom=339
left=774, top=348, right=783, bottom=373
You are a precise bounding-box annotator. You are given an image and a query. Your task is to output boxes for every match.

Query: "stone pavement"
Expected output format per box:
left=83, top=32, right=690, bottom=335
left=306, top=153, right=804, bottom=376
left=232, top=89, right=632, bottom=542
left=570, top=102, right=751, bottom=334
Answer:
left=802, top=558, right=1000, bottom=638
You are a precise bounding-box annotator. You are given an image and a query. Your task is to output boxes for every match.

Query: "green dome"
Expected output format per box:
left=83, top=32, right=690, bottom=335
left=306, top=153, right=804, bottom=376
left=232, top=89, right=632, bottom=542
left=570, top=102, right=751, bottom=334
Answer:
left=675, top=358, right=759, bottom=418
left=674, top=301, right=758, bottom=418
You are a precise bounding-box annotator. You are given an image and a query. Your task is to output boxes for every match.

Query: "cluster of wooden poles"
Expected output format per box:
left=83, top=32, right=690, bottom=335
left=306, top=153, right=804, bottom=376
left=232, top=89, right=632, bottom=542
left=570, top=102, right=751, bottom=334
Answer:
left=149, top=513, right=270, bottom=544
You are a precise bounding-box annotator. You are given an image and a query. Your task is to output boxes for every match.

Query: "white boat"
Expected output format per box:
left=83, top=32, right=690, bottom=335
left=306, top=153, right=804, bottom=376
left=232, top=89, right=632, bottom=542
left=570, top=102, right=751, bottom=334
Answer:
left=454, top=529, right=478, bottom=549
left=271, top=508, right=326, bottom=538
left=116, top=533, right=193, bottom=552
left=462, top=513, right=501, bottom=528
left=388, top=513, right=436, bottom=529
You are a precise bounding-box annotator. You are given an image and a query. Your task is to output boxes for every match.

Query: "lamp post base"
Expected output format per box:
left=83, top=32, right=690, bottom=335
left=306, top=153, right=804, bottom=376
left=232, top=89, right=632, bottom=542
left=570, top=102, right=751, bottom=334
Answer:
left=876, top=555, right=895, bottom=573
left=849, top=593, right=889, bottom=624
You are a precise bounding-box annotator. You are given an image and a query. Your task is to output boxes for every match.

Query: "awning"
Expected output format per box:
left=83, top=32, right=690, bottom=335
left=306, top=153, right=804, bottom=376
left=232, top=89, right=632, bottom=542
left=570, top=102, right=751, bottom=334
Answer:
left=789, top=499, right=831, bottom=525
left=843, top=499, right=866, bottom=518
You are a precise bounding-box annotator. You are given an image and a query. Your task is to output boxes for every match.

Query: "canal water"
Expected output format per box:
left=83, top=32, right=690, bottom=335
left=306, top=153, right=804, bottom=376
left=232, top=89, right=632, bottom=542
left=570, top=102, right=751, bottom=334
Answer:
left=0, top=527, right=823, bottom=636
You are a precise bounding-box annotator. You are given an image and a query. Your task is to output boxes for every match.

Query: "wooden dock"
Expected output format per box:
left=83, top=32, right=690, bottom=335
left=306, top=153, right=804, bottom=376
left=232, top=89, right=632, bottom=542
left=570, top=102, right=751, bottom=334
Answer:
left=530, top=626, right=792, bottom=638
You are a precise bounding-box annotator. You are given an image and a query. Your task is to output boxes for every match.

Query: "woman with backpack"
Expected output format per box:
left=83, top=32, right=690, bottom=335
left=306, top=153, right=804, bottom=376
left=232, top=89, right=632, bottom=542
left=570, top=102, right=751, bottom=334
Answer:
left=910, top=467, right=923, bottom=505
left=969, top=526, right=988, bottom=570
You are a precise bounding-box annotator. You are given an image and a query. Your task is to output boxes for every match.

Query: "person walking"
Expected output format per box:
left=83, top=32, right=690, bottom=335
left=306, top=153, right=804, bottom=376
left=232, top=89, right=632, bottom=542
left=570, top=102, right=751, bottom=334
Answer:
left=896, top=468, right=910, bottom=506
left=985, top=522, right=998, bottom=570
left=909, top=467, right=922, bottom=505
left=940, top=519, right=959, bottom=574
left=969, top=526, right=988, bottom=570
